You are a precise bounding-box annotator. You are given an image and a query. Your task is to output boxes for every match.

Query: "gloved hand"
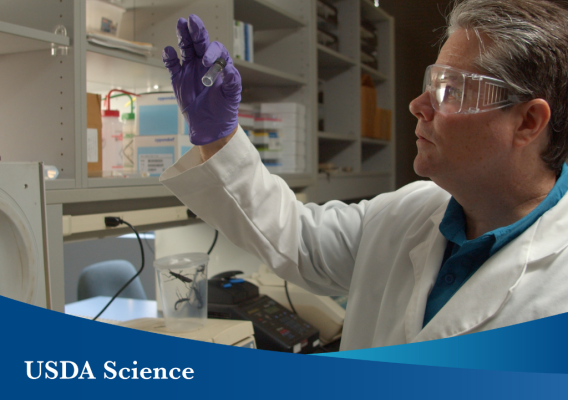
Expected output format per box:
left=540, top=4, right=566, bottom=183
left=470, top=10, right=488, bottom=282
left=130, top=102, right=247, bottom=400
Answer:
left=162, top=15, right=241, bottom=146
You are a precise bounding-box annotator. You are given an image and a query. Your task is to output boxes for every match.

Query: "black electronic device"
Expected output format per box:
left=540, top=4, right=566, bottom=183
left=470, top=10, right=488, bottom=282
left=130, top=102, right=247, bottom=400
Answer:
left=208, top=271, right=320, bottom=354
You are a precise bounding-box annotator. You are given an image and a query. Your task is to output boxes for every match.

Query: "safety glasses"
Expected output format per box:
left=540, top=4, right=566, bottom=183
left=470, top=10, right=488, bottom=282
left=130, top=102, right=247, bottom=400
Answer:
left=423, top=64, right=522, bottom=114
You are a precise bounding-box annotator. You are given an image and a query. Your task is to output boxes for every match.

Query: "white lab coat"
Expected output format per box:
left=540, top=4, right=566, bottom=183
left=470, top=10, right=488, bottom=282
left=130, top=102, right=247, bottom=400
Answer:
left=160, top=126, right=568, bottom=351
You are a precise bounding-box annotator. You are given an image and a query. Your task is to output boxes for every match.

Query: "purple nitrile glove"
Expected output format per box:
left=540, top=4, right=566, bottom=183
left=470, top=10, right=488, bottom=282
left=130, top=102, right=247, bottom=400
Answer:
left=162, top=14, right=241, bottom=146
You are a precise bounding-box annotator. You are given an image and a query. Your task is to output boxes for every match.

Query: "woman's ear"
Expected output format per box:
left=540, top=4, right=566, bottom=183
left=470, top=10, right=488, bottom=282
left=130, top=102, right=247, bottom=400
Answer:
left=512, top=99, right=551, bottom=148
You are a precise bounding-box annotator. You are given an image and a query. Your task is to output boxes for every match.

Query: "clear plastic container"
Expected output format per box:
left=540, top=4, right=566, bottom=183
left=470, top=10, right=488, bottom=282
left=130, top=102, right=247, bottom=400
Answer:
left=154, top=253, right=209, bottom=332
left=101, top=110, right=123, bottom=176
left=121, top=113, right=135, bottom=174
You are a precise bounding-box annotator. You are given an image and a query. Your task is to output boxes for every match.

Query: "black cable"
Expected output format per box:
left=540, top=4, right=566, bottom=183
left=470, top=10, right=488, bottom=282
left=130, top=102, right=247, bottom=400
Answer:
left=143, top=233, right=155, bottom=256
left=284, top=280, right=298, bottom=315
left=207, top=229, right=219, bottom=255
left=93, top=218, right=145, bottom=321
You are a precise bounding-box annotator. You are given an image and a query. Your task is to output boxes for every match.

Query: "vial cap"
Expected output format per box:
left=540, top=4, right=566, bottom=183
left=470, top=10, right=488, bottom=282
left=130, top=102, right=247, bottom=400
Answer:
left=122, top=112, right=135, bottom=120
left=102, top=110, right=120, bottom=117
left=215, top=58, right=227, bottom=68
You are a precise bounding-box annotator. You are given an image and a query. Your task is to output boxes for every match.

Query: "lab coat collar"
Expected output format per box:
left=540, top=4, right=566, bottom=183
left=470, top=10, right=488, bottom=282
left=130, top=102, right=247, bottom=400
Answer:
left=405, top=202, right=448, bottom=342
left=407, top=190, right=568, bottom=344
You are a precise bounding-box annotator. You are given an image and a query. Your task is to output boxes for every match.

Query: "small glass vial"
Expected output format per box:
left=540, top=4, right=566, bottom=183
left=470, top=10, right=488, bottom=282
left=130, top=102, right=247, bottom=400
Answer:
left=202, top=58, right=227, bottom=87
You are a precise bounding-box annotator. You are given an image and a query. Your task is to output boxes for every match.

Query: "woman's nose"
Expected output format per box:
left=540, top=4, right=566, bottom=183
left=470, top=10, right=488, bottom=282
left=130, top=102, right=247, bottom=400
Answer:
left=409, top=91, right=434, bottom=121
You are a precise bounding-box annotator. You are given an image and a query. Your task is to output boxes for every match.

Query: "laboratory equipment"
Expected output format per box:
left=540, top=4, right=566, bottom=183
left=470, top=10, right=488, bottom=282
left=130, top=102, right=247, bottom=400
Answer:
left=101, top=108, right=123, bottom=175
left=248, top=265, right=346, bottom=344
left=0, top=162, right=50, bottom=308
left=121, top=112, right=135, bottom=174
left=101, top=89, right=139, bottom=176
left=120, top=318, right=256, bottom=348
left=154, top=253, right=209, bottom=332
left=208, top=271, right=320, bottom=353
left=202, top=57, right=227, bottom=87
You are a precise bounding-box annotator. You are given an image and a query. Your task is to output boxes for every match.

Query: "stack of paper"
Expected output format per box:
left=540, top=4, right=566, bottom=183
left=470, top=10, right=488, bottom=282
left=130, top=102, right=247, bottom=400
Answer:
left=87, top=31, right=154, bottom=57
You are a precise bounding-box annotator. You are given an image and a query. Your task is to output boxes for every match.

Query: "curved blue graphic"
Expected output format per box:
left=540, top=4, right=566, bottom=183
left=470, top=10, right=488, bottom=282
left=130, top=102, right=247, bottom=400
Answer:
left=2, top=295, right=568, bottom=399
left=318, top=312, right=568, bottom=374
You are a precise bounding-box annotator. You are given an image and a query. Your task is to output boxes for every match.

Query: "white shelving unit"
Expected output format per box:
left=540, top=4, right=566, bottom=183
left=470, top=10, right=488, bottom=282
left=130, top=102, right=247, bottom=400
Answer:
left=311, top=0, right=395, bottom=203
left=0, top=0, right=394, bottom=310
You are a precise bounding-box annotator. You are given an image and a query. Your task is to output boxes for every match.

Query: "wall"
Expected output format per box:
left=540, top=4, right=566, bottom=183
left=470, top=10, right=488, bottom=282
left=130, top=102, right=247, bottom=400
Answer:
left=380, top=0, right=452, bottom=188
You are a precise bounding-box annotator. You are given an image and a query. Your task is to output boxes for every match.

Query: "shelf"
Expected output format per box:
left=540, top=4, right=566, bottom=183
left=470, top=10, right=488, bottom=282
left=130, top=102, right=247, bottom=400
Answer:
left=86, top=45, right=171, bottom=93
left=85, top=173, right=312, bottom=190
left=318, top=131, right=357, bottom=142
left=234, top=58, right=306, bottom=87
left=317, top=44, right=357, bottom=81
left=112, top=0, right=198, bottom=9
left=0, top=21, right=69, bottom=55
left=361, top=64, right=387, bottom=83
left=361, top=137, right=390, bottom=146
left=360, top=0, right=390, bottom=23
left=279, top=174, right=315, bottom=188
left=234, top=0, right=306, bottom=30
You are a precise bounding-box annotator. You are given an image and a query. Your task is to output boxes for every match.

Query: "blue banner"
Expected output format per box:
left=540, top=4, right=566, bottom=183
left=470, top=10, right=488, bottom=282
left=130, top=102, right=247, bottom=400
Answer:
left=2, top=295, right=568, bottom=399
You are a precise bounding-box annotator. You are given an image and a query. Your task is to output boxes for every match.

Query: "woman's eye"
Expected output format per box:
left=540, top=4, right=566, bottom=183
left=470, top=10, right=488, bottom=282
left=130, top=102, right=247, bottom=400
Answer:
left=444, top=86, right=462, bottom=102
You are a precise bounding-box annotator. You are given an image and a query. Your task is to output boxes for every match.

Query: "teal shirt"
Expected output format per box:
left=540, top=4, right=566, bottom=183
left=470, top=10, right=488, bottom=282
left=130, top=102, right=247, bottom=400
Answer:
left=423, top=164, right=568, bottom=328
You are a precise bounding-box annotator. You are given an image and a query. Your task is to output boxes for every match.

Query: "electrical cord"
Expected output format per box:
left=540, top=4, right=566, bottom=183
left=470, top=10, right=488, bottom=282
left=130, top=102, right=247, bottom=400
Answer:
left=143, top=234, right=155, bottom=256
left=207, top=229, right=219, bottom=255
left=93, top=217, right=145, bottom=321
left=284, top=280, right=298, bottom=315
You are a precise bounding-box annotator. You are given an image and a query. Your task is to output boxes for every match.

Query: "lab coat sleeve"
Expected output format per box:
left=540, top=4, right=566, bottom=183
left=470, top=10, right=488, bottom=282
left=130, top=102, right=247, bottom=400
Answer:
left=160, top=126, right=369, bottom=296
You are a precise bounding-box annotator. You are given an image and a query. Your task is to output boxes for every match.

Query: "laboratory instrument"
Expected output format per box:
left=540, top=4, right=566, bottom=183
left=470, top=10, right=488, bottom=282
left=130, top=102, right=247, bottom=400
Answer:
left=154, top=253, right=209, bottom=332
left=120, top=318, right=256, bottom=348
left=0, top=162, right=50, bottom=308
left=201, top=57, right=227, bottom=87
left=248, top=265, right=346, bottom=344
left=208, top=271, right=320, bottom=353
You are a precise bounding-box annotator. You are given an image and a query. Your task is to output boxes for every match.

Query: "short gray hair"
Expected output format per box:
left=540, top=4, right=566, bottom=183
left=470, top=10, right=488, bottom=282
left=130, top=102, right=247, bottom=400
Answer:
left=447, top=0, right=568, bottom=173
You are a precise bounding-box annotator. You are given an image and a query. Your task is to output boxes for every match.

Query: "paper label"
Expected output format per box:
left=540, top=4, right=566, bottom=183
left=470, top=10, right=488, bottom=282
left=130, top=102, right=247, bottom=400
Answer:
left=138, top=154, right=173, bottom=175
left=87, top=128, right=98, bottom=163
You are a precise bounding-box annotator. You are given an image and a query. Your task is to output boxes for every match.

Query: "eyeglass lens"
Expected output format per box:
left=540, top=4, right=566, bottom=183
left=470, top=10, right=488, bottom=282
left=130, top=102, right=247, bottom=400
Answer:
left=425, top=66, right=465, bottom=114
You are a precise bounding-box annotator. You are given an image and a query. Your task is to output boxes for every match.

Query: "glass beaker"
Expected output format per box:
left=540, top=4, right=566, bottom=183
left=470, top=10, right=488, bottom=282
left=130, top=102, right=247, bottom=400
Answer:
left=153, top=253, right=208, bottom=332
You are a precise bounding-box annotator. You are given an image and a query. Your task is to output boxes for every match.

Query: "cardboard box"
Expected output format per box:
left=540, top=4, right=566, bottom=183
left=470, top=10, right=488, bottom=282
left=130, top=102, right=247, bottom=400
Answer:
left=373, top=108, right=392, bottom=140
left=86, top=93, right=103, bottom=177
left=361, top=74, right=377, bottom=138
left=136, top=93, right=185, bottom=136
left=134, top=135, right=192, bottom=177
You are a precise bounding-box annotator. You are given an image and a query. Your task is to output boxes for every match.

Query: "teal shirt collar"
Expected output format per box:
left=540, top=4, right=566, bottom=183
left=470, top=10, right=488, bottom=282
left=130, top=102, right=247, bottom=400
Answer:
left=440, top=164, right=568, bottom=254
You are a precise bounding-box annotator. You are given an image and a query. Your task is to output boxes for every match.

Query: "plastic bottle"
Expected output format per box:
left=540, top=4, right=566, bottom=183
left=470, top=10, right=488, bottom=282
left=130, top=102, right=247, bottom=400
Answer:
left=121, top=112, right=135, bottom=174
left=101, top=109, right=123, bottom=176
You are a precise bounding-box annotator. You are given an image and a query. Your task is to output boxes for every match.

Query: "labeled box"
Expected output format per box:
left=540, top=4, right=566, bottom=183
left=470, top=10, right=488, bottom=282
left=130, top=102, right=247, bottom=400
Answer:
left=134, top=135, right=192, bottom=177
left=136, top=93, right=186, bottom=136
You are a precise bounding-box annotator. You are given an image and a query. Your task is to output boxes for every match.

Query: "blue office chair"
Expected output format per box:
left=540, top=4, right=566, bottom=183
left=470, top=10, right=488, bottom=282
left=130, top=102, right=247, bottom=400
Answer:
left=77, top=260, right=147, bottom=301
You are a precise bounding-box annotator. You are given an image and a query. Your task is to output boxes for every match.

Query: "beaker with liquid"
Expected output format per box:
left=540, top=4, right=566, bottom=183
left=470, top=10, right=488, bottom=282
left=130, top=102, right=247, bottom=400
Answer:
left=154, top=253, right=208, bottom=332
